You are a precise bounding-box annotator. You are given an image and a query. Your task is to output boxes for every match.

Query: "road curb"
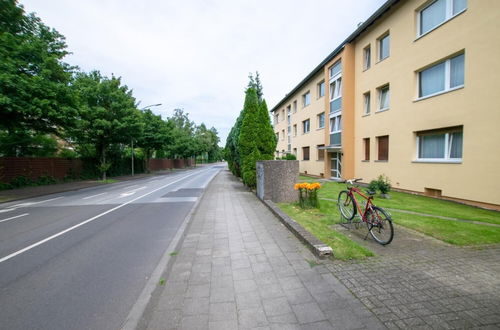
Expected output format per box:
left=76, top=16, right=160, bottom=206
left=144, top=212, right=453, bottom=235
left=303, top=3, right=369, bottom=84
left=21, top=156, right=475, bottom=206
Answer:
left=260, top=199, right=333, bottom=259
left=120, top=168, right=220, bottom=330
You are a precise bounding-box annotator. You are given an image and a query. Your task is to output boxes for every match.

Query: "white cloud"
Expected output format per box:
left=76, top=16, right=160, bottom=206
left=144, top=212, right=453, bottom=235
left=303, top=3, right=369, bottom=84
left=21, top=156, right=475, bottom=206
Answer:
left=21, top=0, right=386, bottom=144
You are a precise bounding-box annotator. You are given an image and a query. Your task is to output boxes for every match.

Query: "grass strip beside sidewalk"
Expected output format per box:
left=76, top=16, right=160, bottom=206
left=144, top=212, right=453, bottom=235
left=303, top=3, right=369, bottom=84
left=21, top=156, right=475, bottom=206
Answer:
left=278, top=202, right=374, bottom=260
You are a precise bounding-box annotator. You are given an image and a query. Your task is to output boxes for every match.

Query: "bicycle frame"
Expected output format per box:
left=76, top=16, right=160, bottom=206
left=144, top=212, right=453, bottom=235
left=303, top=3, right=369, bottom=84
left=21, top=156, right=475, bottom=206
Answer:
left=347, top=186, right=374, bottom=221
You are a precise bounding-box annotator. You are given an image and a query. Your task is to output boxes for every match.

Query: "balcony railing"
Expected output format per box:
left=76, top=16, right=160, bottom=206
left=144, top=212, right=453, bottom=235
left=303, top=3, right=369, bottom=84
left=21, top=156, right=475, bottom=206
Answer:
left=330, top=97, right=342, bottom=113
left=330, top=132, right=341, bottom=146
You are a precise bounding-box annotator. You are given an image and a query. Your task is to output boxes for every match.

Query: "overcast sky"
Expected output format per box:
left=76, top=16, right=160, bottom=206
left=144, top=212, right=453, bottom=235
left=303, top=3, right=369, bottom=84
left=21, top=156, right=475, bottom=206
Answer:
left=21, top=0, right=386, bottom=145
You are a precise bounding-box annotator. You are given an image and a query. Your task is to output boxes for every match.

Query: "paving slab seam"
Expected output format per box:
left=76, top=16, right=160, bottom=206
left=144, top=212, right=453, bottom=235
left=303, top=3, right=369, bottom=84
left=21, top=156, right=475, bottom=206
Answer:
left=120, top=168, right=219, bottom=330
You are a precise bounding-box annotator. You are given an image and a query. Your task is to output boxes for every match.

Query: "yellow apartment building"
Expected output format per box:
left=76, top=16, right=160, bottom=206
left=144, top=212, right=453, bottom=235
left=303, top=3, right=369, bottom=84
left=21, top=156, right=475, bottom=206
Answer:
left=271, top=0, right=500, bottom=208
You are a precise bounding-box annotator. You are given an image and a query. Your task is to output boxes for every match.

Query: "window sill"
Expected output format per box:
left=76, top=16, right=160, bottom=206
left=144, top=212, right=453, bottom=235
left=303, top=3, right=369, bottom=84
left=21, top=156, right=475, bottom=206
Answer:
left=414, top=86, right=464, bottom=102
left=316, top=127, right=325, bottom=131
left=362, top=113, right=371, bottom=117
left=375, top=160, right=388, bottom=162
left=362, top=67, right=370, bottom=72
left=361, top=160, right=370, bottom=162
left=376, top=56, right=389, bottom=64
left=412, top=159, right=462, bottom=164
left=375, top=108, right=389, bottom=114
left=414, top=9, right=467, bottom=42
left=317, top=159, right=324, bottom=162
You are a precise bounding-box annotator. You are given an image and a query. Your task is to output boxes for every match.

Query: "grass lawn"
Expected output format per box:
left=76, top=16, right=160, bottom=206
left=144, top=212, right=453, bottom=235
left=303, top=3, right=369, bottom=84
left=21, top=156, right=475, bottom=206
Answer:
left=392, top=211, right=500, bottom=245
left=314, top=181, right=500, bottom=226
left=279, top=178, right=500, bottom=255
left=278, top=202, right=374, bottom=260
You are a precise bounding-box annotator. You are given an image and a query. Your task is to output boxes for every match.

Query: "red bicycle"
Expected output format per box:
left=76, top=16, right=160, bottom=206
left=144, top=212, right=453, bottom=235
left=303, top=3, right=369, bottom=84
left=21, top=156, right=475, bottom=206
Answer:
left=338, top=178, right=394, bottom=245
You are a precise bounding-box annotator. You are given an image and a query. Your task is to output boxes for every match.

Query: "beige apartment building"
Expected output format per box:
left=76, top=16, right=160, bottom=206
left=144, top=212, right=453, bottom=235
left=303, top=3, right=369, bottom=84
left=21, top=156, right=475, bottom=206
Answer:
left=271, top=0, right=500, bottom=208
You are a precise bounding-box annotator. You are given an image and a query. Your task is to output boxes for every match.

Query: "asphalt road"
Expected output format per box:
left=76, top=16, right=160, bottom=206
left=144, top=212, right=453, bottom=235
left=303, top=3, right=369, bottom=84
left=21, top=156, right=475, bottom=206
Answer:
left=0, top=165, right=223, bottom=330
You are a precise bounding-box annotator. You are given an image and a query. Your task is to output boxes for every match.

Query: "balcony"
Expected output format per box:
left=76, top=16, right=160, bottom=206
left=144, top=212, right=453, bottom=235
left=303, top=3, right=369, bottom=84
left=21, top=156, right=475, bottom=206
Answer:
left=330, top=97, right=342, bottom=113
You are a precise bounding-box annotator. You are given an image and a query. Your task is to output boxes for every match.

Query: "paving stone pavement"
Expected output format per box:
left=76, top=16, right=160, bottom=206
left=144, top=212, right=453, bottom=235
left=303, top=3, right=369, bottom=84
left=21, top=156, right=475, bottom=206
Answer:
left=142, top=169, right=385, bottom=330
left=332, top=222, right=500, bottom=329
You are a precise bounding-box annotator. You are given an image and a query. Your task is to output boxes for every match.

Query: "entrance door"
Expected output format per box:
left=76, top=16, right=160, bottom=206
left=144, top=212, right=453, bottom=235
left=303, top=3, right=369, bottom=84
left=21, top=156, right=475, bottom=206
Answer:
left=331, top=152, right=342, bottom=179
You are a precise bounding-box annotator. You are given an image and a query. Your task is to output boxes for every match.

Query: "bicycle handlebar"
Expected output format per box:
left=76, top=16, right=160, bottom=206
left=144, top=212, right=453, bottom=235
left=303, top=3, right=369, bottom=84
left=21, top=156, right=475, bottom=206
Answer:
left=340, top=178, right=363, bottom=184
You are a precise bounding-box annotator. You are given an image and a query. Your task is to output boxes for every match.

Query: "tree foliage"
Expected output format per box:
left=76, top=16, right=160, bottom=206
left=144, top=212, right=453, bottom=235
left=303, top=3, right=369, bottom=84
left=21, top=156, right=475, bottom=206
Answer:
left=226, top=73, right=277, bottom=188
left=0, top=1, right=222, bottom=180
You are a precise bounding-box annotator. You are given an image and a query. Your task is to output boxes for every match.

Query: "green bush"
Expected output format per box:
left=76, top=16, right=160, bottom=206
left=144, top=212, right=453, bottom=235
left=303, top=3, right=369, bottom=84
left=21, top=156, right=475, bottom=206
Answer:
left=281, top=154, right=296, bottom=160
left=37, top=175, right=57, bottom=185
left=368, top=174, right=391, bottom=195
left=0, top=182, right=13, bottom=190
left=10, top=176, right=35, bottom=188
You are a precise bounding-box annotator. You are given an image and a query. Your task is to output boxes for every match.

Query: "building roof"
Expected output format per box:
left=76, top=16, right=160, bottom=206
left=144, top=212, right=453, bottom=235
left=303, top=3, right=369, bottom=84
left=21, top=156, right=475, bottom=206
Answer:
left=270, top=0, right=400, bottom=113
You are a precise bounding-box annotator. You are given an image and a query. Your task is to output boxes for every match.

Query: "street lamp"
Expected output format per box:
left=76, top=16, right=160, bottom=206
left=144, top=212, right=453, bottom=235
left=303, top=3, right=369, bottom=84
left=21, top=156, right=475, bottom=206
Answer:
left=131, top=103, right=162, bottom=175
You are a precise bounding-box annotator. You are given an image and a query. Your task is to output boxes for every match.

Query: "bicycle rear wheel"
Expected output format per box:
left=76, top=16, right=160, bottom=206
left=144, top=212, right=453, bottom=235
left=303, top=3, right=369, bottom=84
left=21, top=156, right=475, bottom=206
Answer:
left=365, top=206, right=394, bottom=245
left=338, top=190, right=356, bottom=221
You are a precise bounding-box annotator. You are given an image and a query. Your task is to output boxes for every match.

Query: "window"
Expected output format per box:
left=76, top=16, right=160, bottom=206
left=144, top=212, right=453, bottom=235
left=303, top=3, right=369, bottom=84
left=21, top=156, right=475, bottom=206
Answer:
left=302, top=91, right=311, bottom=107
left=273, top=112, right=279, bottom=124
left=378, top=85, right=390, bottom=111
left=329, top=61, right=342, bottom=113
left=293, top=100, right=297, bottom=113
left=318, top=81, right=325, bottom=98
left=281, top=129, right=285, bottom=140
left=275, top=132, right=279, bottom=141
left=363, top=138, right=370, bottom=161
left=302, top=147, right=310, bottom=161
left=317, top=145, right=325, bottom=161
left=281, top=109, right=285, bottom=121
left=293, top=124, right=297, bottom=136
left=418, top=53, right=464, bottom=98
left=293, top=148, right=297, bottom=156
left=363, top=92, right=371, bottom=115
left=417, top=127, right=463, bottom=161
left=377, top=135, right=389, bottom=161
left=329, top=61, right=341, bottom=78
left=302, top=119, right=310, bottom=134
left=378, top=33, right=390, bottom=61
left=329, top=115, right=342, bottom=134
left=363, top=45, right=371, bottom=70
left=317, top=112, right=325, bottom=129
left=419, top=0, right=467, bottom=36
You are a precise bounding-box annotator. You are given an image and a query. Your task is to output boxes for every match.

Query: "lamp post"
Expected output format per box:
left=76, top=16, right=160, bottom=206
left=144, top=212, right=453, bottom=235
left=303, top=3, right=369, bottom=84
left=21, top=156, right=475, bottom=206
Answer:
left=131, top=103, right=162, bottom=176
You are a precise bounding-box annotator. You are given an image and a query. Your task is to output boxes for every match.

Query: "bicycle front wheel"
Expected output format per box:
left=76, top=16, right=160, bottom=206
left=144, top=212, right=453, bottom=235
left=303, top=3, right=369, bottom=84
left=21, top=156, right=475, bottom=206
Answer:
left=338, top=190, right=356, bottom=221
left=365, top=206, right=394, bottom=245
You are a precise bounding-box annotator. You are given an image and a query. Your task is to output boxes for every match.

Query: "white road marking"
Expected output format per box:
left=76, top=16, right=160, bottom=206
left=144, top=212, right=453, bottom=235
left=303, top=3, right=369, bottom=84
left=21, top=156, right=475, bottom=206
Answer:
left=0, top=170, right=208, bottom=264
left=120, top=186, right=147, bottom=197
left=0, top=209, right=16, bottom=214
left=0, top=213, right=29, bottom=224
left=9, top=197, right=63, bottom=209
left=82, top=192, right=107, bottom=200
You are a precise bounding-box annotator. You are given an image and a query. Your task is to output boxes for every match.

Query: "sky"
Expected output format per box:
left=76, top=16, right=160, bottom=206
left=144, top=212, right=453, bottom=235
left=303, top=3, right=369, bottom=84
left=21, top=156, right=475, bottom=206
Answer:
left=21, top=0, right=386, bottom=145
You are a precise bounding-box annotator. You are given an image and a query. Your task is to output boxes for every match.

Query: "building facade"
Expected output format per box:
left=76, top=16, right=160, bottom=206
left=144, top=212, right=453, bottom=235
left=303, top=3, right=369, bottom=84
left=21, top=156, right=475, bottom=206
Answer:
left=271, top=0, right=500, bottom=208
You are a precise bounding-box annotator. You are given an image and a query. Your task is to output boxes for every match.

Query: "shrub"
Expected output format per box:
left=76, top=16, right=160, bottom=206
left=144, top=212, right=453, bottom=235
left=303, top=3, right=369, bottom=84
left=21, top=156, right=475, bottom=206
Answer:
left=37, top=175, right=57, bottom=185
left=9, top=176, right=35, bottom=188
left=282, top=154, right=296, bottom=160
left=368, top=174, right=391, bottom=196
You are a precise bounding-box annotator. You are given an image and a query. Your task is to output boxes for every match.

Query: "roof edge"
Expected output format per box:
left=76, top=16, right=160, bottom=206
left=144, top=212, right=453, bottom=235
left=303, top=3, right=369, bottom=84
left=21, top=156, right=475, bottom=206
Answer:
left=270, top=0, right=399, bottom=112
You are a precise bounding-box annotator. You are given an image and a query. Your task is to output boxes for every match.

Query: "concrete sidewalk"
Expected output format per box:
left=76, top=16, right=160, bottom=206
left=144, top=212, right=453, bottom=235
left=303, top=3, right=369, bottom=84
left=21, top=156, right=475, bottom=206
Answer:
left=140, top=169, right=385, bottom=330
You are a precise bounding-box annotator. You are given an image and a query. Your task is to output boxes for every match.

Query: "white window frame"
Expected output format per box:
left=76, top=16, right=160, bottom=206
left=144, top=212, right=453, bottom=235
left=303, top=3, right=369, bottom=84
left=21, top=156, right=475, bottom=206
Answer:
left=273, top=112, right=279, bottom=124
left=286, top=106, right=291, bottom=124
left=417, top=0, right=467, bottom=38
left=302, top=119, right=310, bottom=134
left=293, top=124, right=297, bottom=137
left=378, top=84, right=390, bottom=111
left=293, top=100, right=297, bottom=113
left=415, top=129, right=463, bottom=163
left=302, top=91, right=311, bottom=107
left=317, top=112, right=325, bottom=129
left=363, top=92, right=371, bottom=115
left=363, top=45, right=371, bottom=70
left=329, top=61, right=342, bottom=113
left=281, top=109, right=285, bottom=121
left=378, top=33, right=390, bottom=61
left=417, top=53, right=464, bottom=100
left=329, top=114, right=342, bottom=134
left=318, top=81, right=325, bottom=98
